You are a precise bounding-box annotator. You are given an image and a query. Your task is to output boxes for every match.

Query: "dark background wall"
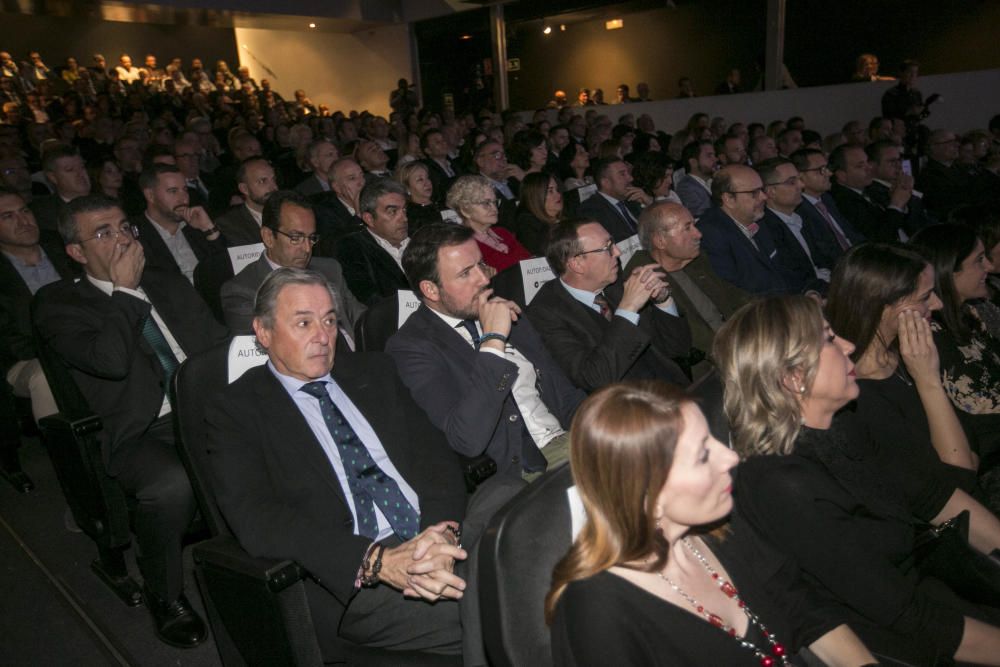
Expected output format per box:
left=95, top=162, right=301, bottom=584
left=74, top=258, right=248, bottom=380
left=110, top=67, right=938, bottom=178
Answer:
left=0, top=12, right=238, bottom=74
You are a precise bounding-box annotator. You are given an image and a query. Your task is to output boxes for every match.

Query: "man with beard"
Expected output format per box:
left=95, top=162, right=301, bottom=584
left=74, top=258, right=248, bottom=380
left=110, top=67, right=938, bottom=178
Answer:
left=132, top=164, right=226, bottom=283
left=215, top=157, right=279, bottom=245
left=221, top=190, right=364, bottom=342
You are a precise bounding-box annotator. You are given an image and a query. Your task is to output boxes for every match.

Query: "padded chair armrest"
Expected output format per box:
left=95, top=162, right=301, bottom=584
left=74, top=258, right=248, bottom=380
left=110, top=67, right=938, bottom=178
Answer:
left=192, top=535, right=308, bottom=594
left=39, top=412, right=102, bottom=437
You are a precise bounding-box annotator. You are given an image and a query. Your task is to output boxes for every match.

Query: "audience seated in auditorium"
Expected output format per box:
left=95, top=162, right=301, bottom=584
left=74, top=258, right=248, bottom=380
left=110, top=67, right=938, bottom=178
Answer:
left=714, top=133, right=747, bottom=167
left=214, top=156, right=278, bottom=245
left=829, top=143, right=910, bottom=243
left=35, top=194, right=229, bottom=648
left=293, top=138, right=338, bottom=196
left=865, top=139, right=934, bottom=235
left=917, top=128, right=974, bottom=221
left=30, top=144, right=90, bottom=231
left=675, top=140, right=717, bottom=218
left=396, top=160, right=444, bottom=235
left=718, top=295, right=1000, bottom=665
left=386, top=222, right=584, bottom=481
left=789, top=148, right=864, bottom=260
left=207, top=266, right=468, bottom=663
left=575, top=157, right=647, bottom=243
left=420, top=128, right=458, bottom=205
left=472, top=140, right=520, bottom=230
left=311, top=157, right=365, bottom=253
left=446, top=174, right=531, bottom=273
left=527, top=218, right=691, bottom=390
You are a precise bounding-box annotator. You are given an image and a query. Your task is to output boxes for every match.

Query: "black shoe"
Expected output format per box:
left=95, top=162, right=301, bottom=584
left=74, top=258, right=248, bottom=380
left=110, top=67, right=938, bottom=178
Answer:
left=143, top=588, right=207, bottom=648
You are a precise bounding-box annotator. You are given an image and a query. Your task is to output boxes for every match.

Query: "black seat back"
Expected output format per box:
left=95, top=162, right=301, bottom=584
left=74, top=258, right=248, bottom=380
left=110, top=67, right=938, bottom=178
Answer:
left=354, top=293, right=403, bottom=353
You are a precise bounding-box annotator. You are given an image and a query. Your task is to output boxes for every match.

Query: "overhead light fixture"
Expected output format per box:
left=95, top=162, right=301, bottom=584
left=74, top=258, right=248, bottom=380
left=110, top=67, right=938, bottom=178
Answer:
left=308, top=22, right=316, bottom=28
left=606, top=19, right=624, bottom=30
left=560, top=24, right=567, bottom=31
left=543, top=25, right=552, bottom=35
left=460, top=34, right=472, bottom=40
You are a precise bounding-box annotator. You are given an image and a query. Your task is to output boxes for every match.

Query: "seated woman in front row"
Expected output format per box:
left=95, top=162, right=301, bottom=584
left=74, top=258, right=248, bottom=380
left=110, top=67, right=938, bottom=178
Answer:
left=717, top=295, right=1000, bottom=666
left=546, top=381, right=876, bottom=666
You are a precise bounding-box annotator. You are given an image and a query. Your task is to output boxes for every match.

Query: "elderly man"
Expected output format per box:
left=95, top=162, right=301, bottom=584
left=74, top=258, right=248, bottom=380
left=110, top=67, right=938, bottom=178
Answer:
left=576, top=157, right=651, bottom=242
left=207, top=267, right=468, bottom=662
left=214, top=156, right=279, bottom=246
left=698, top=165, right=808, bottom=295
left=312, top=158, right=366, bottom=253
left=916, top=129, right=973, bottom=220
left=625, top=201, right=748, bottom=360
left=472, top=140, right=521, bottom=230
left=294, top=138, right=339, bottom=196
left=419, top=129, right=457, bottom=206
left=335, top=178, right=412, bottom=306
left=221, top=190, right=363, bottom=346
left=35, top=194, right=228, bottom=647
left=526, top=218, right=691, bottom=389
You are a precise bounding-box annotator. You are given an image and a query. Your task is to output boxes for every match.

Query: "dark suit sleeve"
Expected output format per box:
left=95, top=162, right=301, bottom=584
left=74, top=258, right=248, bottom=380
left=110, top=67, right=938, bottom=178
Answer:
left=386, top=329, right=520, bottom=459
left=334, top=234, right=381, bottom=306
left=639, top=305, right=692, bottom=360
left=34, top=286, right=151, bottom=380
left=697, top=222, right=742, bottom=288
left=204, top=390, right=369, bottom=605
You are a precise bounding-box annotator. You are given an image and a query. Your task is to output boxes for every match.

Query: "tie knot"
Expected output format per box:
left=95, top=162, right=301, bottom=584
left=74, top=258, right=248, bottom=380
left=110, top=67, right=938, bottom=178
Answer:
left=299, top=381, right=328, bottom=399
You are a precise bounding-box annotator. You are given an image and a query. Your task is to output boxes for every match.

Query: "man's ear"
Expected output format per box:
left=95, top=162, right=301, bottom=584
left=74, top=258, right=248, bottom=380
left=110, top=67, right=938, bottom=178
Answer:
left=360, top=211, right=375, bottom=230
left=252, top=317, right=270, bottom=349
left=418, top=279, right=439, bottom=303
left=261, top=226, right=276, bottom=250
left=237, top=181, right=249, bottom=200
left=65, top=242, right=86, bottom=266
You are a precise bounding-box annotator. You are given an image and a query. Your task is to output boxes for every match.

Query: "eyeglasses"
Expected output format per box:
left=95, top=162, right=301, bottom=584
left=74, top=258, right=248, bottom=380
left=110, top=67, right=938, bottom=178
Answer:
left=575, top=239, right=615, bottom=258
left=728, top=187, right=766, bottom=198
left=473, top=199, right=500, bottom=208
left=274, top=229, right=320, bottom=245
left=800, top=165, right=830, bottom=174
left=765, top=176, right=801, bottom=188
left=80, top=222, right=138, bottom=243
left=483, top=151, right=506, bottom=160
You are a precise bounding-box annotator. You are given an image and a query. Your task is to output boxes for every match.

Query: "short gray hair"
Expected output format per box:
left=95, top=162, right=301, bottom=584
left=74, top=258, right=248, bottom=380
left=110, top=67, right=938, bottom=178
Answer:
left=253, top=267, right=339, bottom=333
left=445, top=174, right=492, bottom=220
left=359, top=177, right=407, bottom=216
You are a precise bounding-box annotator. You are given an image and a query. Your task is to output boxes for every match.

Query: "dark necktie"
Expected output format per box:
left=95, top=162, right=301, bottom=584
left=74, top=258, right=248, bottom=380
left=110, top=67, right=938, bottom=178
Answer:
left=593, top=292, right=613, bottom=321
left=457, top=319, right=481, bottom=348
left=616, top=201, right=637, bottom=231
left=141, top=314, right=179, bottom=384
left=299, top=381, right=419, bottom=540
left=813, top=199, right=851, bottom=251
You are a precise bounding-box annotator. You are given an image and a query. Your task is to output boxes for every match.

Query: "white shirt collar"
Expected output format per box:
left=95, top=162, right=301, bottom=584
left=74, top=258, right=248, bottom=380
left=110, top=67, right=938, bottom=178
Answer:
left=245, top=203, right=263, bottom=226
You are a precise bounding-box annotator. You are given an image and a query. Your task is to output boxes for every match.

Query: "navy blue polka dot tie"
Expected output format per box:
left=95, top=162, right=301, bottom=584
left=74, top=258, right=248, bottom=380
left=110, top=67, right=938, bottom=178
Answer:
left=300, top=381, right=419, bottom=540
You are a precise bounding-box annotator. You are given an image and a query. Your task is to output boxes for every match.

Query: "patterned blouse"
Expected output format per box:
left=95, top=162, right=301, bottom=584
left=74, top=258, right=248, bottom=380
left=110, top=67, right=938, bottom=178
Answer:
left=934, top=307, right=1000, bottom=414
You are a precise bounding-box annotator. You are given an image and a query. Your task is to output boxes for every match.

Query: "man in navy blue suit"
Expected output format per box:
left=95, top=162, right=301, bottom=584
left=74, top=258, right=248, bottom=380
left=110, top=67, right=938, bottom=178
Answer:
left=697, top=165, right=807, bottom=296
left=791, top=148, right=865, bottom=264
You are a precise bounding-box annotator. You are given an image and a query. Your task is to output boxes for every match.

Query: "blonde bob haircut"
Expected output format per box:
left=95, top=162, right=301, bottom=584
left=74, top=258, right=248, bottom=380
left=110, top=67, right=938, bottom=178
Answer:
left=545, top=380, right=688, bottom=624
left=713, top=295, right=825, bottom=457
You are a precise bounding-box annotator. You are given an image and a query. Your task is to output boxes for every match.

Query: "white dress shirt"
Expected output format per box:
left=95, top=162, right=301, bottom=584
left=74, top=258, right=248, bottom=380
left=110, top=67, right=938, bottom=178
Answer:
left=146, top=213, right=199, bottom=283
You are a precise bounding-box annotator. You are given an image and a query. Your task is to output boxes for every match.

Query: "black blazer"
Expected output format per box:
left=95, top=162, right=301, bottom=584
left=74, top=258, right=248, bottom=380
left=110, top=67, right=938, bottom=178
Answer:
left=420, top=158, right=456, bottom=206
left=309, top=192, right=365, bottom=257
left=204, top=353, right=467, bottom=614
left=32, top=268, right=229, bottom=462
left=333, top=229, right=410, bottom=306
left=28, top=194, right=69, bottom=232
left=795, top=194, right=864, bottom=264
left=915, top=160, right=971, bottom=221
left=526, top=278, right=691, bottom=392
left=132, top=214, right=228, bottom=277
left=575, top=192, right=640, bottom=243
left=0, top=231, right=76, bottom=373
left=829, top=182, right=907, bottom=243
left=758, top=209, right=829, bottom=294
left=214, top=204, right=262, bottom=247
left=865, top=181, right=936, bottom=236
left=386, top=305, right=584, bottom=476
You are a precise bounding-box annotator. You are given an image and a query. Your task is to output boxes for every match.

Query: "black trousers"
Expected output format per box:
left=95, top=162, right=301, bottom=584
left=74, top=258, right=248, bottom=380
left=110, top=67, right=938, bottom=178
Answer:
left=109, top=415, right=196, bottom=602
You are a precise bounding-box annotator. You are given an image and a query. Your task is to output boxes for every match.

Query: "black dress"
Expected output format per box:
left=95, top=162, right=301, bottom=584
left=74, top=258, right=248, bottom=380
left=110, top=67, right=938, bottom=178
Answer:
left=405, top=201, right=444, bottom=236
left=736, top=424, right=965, bottom=664
left=551, top=513, right=843, bottom=666
left=513, top=209, right=555, bottom=257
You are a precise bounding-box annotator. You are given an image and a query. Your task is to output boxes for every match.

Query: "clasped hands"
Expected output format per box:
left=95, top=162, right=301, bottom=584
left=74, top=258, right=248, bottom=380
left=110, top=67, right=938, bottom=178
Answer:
left=380, top=521, right=467, bottom=602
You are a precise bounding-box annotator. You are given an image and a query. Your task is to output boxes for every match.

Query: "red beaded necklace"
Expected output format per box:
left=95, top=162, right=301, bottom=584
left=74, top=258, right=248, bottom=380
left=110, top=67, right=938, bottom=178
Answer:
left=658, top=538, right=790, bottom=667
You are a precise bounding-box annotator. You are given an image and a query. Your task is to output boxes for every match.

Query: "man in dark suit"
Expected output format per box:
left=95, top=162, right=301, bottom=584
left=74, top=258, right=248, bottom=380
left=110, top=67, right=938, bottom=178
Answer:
left=576, top=157, right=649, bottom=242
left=293, top=138, right=338, bottom=196
left=625, top=201, right=749, bottom=364
left=132, top=164, right=227, bottom=283
left=310, top=157, right=365, bottom=256
left=675, top=140, right=717, bottom=218
left=173, top=136, right=214, bottom=211
left=221, top=190, right=364, bottom=337
left=420, top=129, right=457, bottom=206
left=527, top=218, right=691, bottom=390
left=916, top=129, right=974, bottom=221
left=29, top=143, right=91, bottom=232
left=335, top=178, right=412, bottom=306
left=698, top=165, right=807, bottom=296
left=34, top=194, right=229, bottom=647
left=0, top=188, right=75, bottom=491
left=214, top=156, right=279, bottom=246
left=206, top=267, right=467, bottom=661
left=790, top=148, right=865, bottom=263
left=865, top=140, right=935, bottom=236
left=472, top=140, right=520, bottom=231
left=756, top=157, right=832, bottom=291
left=386, top=223, right=584, bottom=480
left=829, top=143, right=909, bottom=243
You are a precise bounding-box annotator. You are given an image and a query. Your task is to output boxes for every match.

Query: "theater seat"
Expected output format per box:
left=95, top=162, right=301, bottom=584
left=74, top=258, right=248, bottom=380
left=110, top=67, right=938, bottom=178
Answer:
left=32, top=320, right=142, bottom=607
left=173, top=337, right=461, bottom=666
left=353, top=294, right=400, bottom=353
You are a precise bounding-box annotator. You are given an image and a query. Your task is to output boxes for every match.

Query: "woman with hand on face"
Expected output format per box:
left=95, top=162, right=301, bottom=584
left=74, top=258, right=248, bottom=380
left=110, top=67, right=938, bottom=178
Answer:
left=547, top=380, right=876, bottom=667
left=559, top=142, right=593, bottom=191
left=445, top=175, right=532, bottom=273
left=718, top=295, right=1000, bottom=666
left=514, top=173, right=563, bottom=256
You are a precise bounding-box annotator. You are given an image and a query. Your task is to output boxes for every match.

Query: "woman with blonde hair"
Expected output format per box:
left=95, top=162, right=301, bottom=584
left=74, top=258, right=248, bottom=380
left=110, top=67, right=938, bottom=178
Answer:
left=395, top=160, right=443, bottom=234
left=717, top=295, right=1000, bottom=666
left=547, top=380, right=875, bottom=666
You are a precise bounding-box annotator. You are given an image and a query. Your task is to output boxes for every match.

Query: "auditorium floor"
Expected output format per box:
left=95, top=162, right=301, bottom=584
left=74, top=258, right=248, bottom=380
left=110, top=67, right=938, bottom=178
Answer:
left=0, top=435, right=223, bottom=667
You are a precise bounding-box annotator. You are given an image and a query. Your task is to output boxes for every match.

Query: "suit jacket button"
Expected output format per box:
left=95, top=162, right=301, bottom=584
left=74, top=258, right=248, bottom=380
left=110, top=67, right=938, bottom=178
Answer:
left=508, top=413, right=519, bottom=422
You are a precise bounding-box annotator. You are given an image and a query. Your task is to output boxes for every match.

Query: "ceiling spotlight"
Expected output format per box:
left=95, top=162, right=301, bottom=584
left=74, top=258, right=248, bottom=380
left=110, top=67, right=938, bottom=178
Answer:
left=460, top=34, right=472, bottom=40
left=543, top=25, right=552, bottom=35
left=308, top=22, right=316, bottom=28
left=560, top=24, right=566, bottom=31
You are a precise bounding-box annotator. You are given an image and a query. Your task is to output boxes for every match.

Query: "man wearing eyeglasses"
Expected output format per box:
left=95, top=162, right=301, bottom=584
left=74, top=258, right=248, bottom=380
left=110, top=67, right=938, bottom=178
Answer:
left=916, top=129, right=976, bottom=221
left=33, top=194, right=228, bottom=648
left=473, top=141, right=520, bottom=231
left=790, top=148, right=864, bottom=256
left=221, top=190, right=364, bottom=342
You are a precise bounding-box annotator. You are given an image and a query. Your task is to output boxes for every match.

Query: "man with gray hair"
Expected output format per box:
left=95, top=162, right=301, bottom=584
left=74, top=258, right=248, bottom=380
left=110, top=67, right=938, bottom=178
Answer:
left=625, top=201, right=749, bottom=362
left=206, top=266, right=468, bottom=662
left=294, top=138, right=339, bottom=196
left=334, top=178, right=412, bottom=305
left=33, top=194, right=227, bottom=648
